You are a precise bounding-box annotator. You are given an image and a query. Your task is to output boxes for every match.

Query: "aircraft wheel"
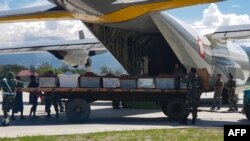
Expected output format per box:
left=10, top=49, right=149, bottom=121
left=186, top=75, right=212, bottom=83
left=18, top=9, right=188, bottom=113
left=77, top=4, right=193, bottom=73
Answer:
left=66, top=98, right=90, bottom=123
left=166, top=99, right=187, bottom=120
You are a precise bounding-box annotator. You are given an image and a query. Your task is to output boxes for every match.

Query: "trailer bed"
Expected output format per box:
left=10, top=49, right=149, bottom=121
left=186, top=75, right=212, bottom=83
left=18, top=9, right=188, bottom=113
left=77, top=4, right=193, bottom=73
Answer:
left=17, top=87, right=189, bottom=122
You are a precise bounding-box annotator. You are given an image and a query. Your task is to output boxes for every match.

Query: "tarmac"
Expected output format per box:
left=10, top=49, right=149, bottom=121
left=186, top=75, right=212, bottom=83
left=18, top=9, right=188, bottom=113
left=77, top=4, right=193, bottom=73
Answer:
left=0, top=91, right=249, bottom=138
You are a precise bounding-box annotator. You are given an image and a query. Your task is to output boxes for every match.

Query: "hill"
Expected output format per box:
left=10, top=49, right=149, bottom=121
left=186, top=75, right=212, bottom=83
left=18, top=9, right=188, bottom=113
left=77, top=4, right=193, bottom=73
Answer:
left=0, top=52, right=125, bottom=74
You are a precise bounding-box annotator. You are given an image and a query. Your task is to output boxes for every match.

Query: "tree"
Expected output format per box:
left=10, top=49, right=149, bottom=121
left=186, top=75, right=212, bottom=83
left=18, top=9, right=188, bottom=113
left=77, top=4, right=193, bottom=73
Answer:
left=36, top=62, right=54, bottom=74
left=54, top=68, right=63, bottom=75
left=29, top=65, right=36, bottom=73
left=0, top=64, right=27, bottom=79
left=72, top=68, right=85, bottom=74
left=59, top=64, right=70, bottom=73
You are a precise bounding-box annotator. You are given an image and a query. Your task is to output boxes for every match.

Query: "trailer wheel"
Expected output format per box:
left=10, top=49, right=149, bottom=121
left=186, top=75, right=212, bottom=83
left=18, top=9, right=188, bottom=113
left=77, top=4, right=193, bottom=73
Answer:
left=165, top=99, right=187, bottom=120
left=160, top=102, right=168, bottom=116
left=245, top=105, right=250, bottom=120
left=66, top=99, right=90, bottom=123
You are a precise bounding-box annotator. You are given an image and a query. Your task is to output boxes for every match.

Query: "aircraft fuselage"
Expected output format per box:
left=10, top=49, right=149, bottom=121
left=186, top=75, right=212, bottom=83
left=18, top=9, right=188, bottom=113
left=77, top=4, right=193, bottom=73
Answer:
left=48, top=0, right=250, bottom=87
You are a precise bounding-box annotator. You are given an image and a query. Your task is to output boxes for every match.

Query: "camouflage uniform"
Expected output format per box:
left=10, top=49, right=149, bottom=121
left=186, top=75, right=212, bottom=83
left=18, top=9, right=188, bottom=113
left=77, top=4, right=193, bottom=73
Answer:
left=226, top=79, right=238, bottom=111
left=1, top=72, right=16, bottom=126
left=173, top=67, right=184, bottom=89
left=42, top=71, right=59, bottom=118
left=211, top=79, right=224, bottom=110
left=181, top=71, right=201, bottom=124
left=28, top=76, right=39, bottom=118
left=44, top=92, right=59, bottom=118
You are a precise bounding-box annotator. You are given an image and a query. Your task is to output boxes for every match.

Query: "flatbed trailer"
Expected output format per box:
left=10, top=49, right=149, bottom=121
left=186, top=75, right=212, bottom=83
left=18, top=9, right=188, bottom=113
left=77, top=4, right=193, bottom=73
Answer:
left=18, top=87, right=188, bottom=123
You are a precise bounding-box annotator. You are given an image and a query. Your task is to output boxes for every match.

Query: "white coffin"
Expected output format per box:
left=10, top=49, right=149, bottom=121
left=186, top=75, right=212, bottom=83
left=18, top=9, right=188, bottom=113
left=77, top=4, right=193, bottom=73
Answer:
left=155, top=77, right=175, bottom=89
left=103, top=77, right=120, bottom=88
left=39, top=76, right=57, bottom=87
left=80, top=76, right=101, bottom=88
left=120, top=79, right=137, bottom=89
left=120, top=75, right=137, bottom=89
left=58, top=72, right=79, bottom=88
left=137, top=78, right=155, bottom=89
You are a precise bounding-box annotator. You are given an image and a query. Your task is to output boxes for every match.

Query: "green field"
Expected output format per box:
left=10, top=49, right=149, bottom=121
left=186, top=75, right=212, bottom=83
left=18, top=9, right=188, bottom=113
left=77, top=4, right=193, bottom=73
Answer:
left=0, top=128, right=223, bottom=141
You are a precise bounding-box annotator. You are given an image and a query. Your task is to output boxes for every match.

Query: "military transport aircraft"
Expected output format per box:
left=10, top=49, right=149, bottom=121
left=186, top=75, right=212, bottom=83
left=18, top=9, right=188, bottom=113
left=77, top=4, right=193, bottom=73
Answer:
left=0, top=0, right=250, bottom=89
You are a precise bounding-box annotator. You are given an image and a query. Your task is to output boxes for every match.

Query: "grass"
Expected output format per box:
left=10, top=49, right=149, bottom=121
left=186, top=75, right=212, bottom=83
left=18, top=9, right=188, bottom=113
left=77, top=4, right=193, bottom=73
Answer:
left=0, top=128, right=223, bottom=141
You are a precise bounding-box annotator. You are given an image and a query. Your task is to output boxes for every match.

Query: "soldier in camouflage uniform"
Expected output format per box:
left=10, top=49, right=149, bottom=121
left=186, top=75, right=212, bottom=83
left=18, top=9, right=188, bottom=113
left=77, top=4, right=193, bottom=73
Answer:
left=172, top=63, right=185, bottom=89
left=1, top=72, right=16, bottom=126
left=211, top=74, right=224, bottom=110
left=180, top=67, right=201, bottom=125
left=43, top=71, right=59, bottom=118
left=226, top=73, right=238, bottom=112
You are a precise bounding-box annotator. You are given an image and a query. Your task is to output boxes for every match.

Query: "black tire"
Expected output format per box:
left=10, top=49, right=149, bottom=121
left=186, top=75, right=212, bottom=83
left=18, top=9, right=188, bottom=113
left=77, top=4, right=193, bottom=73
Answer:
left=245, top=105, right=250, bottom=120
left=160, top=102, right=168, bottom=116
left=165, top=99, right=187, bottom=120
left=65, top=99, right=90, bottom=123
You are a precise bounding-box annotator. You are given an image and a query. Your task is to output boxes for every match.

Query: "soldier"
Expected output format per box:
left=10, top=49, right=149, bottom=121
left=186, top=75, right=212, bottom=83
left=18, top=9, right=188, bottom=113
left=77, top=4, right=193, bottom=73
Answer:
left=172, top=63, right=185, bottom=89
left=11, top=76, right=26, bottom=120
left=211, top=74, right=224, bottom=110
left=28, top=75, right=40, bottom=119
left=226, top=73, right=238, bottom=112
left=1, top=72, right=16, bottom=126
left=180, top=67, right=201, bottom=125
left=43, top=71, right=59, bottom=118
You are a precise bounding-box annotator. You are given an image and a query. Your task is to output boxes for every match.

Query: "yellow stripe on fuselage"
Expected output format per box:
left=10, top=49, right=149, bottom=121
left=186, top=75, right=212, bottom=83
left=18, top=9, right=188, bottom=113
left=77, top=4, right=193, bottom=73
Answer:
left=98, top=0, right=223, bottom=23
left=0, top=0, right=223, bottom=24
left=0, top=11, right=76, bottom=23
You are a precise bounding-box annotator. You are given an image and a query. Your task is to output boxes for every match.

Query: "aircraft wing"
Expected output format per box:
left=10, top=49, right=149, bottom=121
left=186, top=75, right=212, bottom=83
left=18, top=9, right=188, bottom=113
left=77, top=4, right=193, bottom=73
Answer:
left=0, top=39, right=106, bottom=56
left=206, top=24, right=250, bottom=40
left=0, top=39, right=107, bottom=67
left=0, top=4, right=75, bottom=23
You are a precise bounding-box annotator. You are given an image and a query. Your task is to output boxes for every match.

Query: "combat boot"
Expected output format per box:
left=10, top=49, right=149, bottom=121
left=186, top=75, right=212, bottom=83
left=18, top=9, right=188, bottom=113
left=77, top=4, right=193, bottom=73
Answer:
left=1, top=118, right=5, bottom=126
left=1, top=118, right=10, bottom=126
left=56, top=112, right=59, bottom=118
left=5, top=118, right=10, bottom=126
left=45, top=112, right=51, bottom=119
left=179, top=118, right=188, bottom=124
left=191, top=118, right=196, bottom=125
left=234, top=108, right=238, bottom=112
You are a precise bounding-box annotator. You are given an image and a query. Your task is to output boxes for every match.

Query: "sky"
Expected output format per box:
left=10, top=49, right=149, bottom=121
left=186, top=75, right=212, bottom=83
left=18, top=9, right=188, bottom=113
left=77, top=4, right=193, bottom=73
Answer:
left=0, top=0, right=249, bottom=46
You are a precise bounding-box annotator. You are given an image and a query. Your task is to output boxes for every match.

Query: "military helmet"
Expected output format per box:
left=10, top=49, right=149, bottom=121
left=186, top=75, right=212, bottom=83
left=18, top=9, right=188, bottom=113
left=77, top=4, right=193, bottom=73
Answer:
left=190, top=67, right=196, bottom=73
left=6, top=72, right=15, bottom=80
